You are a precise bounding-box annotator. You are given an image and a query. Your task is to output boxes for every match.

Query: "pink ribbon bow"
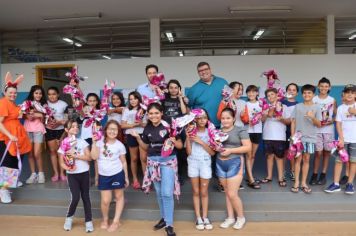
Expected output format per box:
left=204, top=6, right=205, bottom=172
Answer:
left=101, top=80, right=115, bottom=111
left=189, top=109, right=229, bottom=152
left=135, top=96, right=161, bottom=123
left=150, top=73, right=167, bottom=100
left=287, top=131, right=304, bottom=160
left=329, top=140, right=349, bottom=162
left=59, top=135, right=77, bottom=169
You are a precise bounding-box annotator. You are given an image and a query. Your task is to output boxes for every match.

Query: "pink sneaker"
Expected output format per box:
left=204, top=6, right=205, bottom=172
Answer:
left=60, top=175, right=67, bottom=181
left=51, top=175, right=59, bottom=182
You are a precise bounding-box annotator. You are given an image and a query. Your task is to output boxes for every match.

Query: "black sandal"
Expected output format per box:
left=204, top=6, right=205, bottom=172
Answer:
left=290, top=186, right=299, bottom=193
left=247, top=181, right=261, bottom=189
left=278, top=180, right=287, bottom=187
left=300, top=186, right=312, bottom=194
left=261, top=178, right=272, bottom=183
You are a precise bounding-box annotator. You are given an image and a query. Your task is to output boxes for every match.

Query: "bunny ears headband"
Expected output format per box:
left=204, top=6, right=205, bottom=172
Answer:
left=3, top=72, right=24, bottom=91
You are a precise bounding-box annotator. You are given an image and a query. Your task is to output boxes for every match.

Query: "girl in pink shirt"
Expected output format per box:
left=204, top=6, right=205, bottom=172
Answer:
left=24, top=85, right=47, bottom=184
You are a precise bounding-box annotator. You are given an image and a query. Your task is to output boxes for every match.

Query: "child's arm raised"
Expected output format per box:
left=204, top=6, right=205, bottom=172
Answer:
left=306, top=110, right=322, bottom=128
left=190, top=135, right=215, bottom=156
left=130, top=130, right=149, bottom=151
left=185, top=133, right=192, bottom=156
left=178, top=88, right=188, bottom=115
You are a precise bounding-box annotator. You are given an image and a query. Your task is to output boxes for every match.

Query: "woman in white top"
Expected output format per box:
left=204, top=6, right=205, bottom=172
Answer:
left=91, top=120, right=129, bottom=233
left=121, top=91, right=147, bottom=190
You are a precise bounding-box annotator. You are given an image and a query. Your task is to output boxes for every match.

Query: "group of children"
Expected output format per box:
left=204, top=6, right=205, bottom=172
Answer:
left=17, top=75, right=356, bottom=235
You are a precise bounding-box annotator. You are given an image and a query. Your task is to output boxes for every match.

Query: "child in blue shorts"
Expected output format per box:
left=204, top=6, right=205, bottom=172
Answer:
left=291, top=84, right=322, bottom=194
left=91, top=120, right=129, bottom=232
left=185, top=109, right=215, bottom=230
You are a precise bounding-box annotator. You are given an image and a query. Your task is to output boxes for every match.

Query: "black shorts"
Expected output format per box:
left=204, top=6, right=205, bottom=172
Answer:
left=126, top=134, right=139, bottom=147
left=85, top=138, right=93, bottom=147
left=264, top=140, right=285, bottom=158
left=249, top=133, right=262, bottom=144
left=45, top=129, right=64, bottom=141
left=0, top=141, right=24, bottom=169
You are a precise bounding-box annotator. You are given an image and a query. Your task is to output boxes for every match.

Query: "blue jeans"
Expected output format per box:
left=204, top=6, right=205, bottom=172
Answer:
left=148, top=155, right=176, bottom=226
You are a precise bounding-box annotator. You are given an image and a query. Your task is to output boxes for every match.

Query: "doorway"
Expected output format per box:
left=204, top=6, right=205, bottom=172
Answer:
left=35, top=64, right=75, bottom=105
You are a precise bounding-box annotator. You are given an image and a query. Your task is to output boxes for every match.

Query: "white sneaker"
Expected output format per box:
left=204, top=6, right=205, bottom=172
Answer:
left=233, top=217, right=246, bottom=230
left=0, top=189, right=12, bottom=204
left=220, top=218, right=235, bottom=228
left=85, top=221, right=94, bottom=233
left=195, top=218, right=204, bottom=230
left=64, top=217, right=73, bottom=231
left=37, top=172, right=45, bottom=184
left=17, top=181, right=23, bottom=187
left=26, top=173, right=38, bottom=184
left=203, top=218, right=213, bottom=230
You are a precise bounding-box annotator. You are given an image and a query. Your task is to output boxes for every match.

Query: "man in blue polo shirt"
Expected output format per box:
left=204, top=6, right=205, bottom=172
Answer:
left=187, top=62, right=228, bottom=127
left=137, top=64, right=159, bottom=98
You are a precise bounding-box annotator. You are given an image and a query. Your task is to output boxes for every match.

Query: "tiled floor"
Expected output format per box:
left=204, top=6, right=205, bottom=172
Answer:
left=0, top=216, right=355, bottom=236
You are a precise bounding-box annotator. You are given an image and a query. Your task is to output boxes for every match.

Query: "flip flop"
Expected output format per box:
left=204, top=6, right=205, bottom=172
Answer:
left=261, top=178, right=272, bottom=183
left=290, top=186, right=299, bottom=193
left=278, top=180, right=287, bottom=187
left=301, top=186, right=312, bottom=194
left=247, top=181, right=261, bottom=189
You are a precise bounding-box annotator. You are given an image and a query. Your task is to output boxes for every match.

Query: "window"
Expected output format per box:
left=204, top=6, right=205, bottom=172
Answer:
left=1, top=21, right=150, bottom=63
left=335, top=17, right=356, bottom=54
left=161, top=18, right=326, bottom=57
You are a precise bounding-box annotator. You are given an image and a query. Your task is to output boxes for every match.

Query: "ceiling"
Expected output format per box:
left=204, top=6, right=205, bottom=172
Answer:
left=1, top=0, right=356, bottom=30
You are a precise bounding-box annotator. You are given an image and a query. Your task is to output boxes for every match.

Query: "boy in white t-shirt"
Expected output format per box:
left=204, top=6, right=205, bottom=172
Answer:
left=325, top=84, right=356, bottom=195
left=261, top=88, right=290, bottom=187
left=310, top=77, right=337, bottom=186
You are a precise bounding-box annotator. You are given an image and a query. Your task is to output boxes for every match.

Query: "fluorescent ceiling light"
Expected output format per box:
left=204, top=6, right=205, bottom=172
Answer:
left=165, top=32, right=175, bottom=43
left=241, top=50, right=248, bottom=56
left=102, top=55, right=111, bottom=59
left=229, top=6, right=292, bottom=13
left=178, top=50, right=184, bottom=57
left=62, top=37, right=73, bottom=43
left=253, top=29, right=265, bottom=40
left=44, top=13, right=102, bottom=22
left=349, top=34, right=356, bottom=40
left=63, top=37, right=83, bottom=47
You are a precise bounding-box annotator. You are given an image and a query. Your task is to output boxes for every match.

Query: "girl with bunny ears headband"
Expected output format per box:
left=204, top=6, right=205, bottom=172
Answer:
left=3, top=72, right=24, bottom=92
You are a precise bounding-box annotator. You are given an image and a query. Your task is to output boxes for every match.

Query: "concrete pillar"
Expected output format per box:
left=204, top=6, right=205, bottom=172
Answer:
left=150, top=18, right=161, bottom=58
left=327, top=15, right=335, bottom=55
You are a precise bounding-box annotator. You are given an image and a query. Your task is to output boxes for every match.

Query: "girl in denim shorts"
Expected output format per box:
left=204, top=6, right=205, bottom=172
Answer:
left=185, top=109, right=215, bottom=230
left=24, top=85, right=47, bottom=184
left=217, top=108, right=251, bottom=230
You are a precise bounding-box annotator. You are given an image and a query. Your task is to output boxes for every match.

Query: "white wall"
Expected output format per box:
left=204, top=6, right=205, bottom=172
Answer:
left=1, top=54, right=355, bottom=94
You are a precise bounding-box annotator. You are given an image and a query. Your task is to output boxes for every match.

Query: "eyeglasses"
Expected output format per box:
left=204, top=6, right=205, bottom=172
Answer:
left=198, top=67, right=210, bottom=73
left=108, top=128, right=118, bottom=132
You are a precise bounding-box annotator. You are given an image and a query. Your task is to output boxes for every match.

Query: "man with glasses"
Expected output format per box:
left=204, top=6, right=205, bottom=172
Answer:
left=187, top=62, right=228, bottom=127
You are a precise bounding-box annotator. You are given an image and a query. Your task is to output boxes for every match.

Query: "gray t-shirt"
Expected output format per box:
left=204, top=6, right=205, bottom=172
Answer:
left=291, top=103, right=322, bottom=143
left=217, top=126, right=250, bottom=158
